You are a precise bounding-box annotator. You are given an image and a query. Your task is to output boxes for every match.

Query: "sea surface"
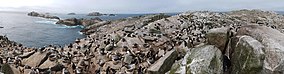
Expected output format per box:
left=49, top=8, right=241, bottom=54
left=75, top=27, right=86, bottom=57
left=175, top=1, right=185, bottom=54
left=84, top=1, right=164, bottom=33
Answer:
left=0, top=11, right=153, bottom=48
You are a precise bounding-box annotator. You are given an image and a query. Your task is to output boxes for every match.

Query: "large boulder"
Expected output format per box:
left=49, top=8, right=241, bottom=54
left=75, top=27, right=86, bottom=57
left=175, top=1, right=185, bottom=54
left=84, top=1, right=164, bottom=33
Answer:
left=231, top=35, right=265, bottom=74
left=206, top=27, right=230, bottom=53
left=237, top=25, right=284, bottom=73
left=186, top=45, right=223, bottom=74
left=147, top=49, right=178, bottom=74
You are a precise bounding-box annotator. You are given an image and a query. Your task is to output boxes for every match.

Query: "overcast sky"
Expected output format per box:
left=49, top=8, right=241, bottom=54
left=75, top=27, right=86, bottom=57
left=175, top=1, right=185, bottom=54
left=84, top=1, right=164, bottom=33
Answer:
left=0, top=0, right=284, bottom=14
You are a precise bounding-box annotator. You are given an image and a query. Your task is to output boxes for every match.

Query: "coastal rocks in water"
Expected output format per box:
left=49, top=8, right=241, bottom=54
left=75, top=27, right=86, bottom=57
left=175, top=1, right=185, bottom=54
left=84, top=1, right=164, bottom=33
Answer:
left=231, top=35, right=265, bottom=74
left=27, top=11, right=60, bottom=20
left=56, top=18, right=79, bottom=26
left=236, top=25, right=284, bottom=73
left=56, top=17, right=103, bottom=26
left=109, top=14, right=116, bottom=16
left=67, top=13, right=76, bottom=15
left=147, top=49, right=178, bottom=74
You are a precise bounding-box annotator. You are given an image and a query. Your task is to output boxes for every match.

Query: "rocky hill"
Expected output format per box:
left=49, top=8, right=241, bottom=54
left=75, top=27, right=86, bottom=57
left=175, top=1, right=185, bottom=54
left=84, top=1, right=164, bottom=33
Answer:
left=1, top=9, right=284, bottom=74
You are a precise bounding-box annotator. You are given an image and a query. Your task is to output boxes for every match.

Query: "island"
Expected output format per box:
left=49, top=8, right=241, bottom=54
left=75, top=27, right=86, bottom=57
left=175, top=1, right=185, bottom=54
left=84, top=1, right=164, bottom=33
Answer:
left=67, top=13, right=76, bottom=15
left=87, top=12, right=116, bottom=16
left=27, top=11, right=60, bottom=20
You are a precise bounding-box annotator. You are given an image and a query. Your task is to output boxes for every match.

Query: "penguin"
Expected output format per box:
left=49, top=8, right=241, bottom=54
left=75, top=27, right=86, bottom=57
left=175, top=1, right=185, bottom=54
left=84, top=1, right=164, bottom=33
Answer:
left=62, top=68, right=70, bottom=74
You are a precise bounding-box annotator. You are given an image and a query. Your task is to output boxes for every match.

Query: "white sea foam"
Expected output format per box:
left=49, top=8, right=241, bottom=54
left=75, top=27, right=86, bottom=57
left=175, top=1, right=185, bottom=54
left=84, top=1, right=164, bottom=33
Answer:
left=57, top=25, right=84, bottom=29
left=35, top=20, right=56, bottom=24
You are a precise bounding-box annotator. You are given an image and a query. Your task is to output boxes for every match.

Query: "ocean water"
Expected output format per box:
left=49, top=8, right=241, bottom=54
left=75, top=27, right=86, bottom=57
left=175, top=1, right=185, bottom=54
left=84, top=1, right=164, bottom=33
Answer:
left=0, top=12, right=84, bottom=47
left=0, top=12, right=175, bottom=48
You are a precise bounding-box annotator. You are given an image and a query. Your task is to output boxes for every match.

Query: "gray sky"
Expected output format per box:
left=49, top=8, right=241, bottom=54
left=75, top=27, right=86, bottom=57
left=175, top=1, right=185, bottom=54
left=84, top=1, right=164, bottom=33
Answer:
left=0, top=0, right=284, bottom=14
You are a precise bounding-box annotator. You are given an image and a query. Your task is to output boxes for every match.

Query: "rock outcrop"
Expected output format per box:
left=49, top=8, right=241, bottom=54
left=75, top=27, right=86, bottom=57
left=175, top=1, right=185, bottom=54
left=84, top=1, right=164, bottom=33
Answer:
left=27, top=11, right=60, bottom=20
left=56, top=17, right=103, bottom=26
left=235, top=25, right=284, bottom=73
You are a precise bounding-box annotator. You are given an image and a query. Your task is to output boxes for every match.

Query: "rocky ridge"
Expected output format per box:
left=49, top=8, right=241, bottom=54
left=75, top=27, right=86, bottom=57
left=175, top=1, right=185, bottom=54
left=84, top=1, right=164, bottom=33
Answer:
left=1, top=9, right=284, bottom=74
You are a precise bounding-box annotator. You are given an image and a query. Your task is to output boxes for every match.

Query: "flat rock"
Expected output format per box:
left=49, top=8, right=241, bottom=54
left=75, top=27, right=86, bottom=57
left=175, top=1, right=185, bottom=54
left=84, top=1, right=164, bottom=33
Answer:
left=22, top=52, right=49, bottom=67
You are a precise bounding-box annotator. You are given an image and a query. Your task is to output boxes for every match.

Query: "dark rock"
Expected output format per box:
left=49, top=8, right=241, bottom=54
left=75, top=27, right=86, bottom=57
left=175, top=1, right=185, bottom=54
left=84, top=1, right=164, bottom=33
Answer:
left=109, top=14, right=116, bottom=16
left=67, top=13, right=76, bottom=15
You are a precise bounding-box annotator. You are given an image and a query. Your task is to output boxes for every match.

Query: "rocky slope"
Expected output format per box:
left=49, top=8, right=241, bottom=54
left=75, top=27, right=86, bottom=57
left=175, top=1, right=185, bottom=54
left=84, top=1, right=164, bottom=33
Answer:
left=1, top=9, right=284, bottom=74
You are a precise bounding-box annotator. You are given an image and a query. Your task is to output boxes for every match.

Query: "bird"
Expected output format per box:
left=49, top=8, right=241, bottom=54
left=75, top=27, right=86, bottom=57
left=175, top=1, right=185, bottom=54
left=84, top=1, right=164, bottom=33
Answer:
left=62, top=68, right=70, bottom=74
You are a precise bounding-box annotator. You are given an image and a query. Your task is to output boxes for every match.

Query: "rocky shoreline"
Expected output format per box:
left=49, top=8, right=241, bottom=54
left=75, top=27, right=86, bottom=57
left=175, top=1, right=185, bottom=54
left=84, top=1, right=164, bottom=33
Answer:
left=1, top=9, right=284, bottom=74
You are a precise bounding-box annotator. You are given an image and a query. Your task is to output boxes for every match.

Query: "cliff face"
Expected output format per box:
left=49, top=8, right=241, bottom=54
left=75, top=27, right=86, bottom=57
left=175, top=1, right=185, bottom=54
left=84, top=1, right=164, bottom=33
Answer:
left=2, top=10, right=284, bottom=74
